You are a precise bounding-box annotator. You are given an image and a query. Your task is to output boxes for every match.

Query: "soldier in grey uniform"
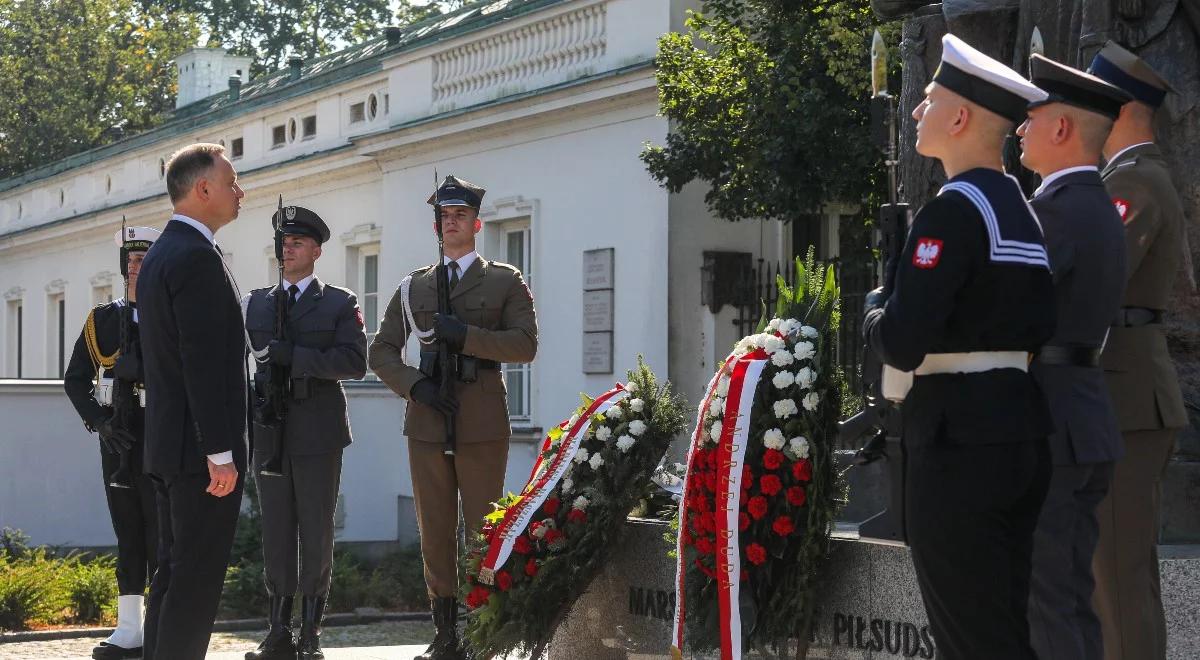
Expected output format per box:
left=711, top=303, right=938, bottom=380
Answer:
left=1016, top=54, right=1132, bottom=660
left=243, top=206, right=367, bottom=660
left=1086, top=41, right=1189, bottom=660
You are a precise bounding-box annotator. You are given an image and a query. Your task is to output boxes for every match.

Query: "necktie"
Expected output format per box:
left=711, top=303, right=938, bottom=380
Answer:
left=448, top=262, right=460, bottom=290
left=287, top=284, right=300, bottom=315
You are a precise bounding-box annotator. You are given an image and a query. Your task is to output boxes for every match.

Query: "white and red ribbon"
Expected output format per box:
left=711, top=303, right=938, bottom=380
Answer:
left=672, top=350, right=768, bottom=660
left=477, top=384, right=628, bottom=584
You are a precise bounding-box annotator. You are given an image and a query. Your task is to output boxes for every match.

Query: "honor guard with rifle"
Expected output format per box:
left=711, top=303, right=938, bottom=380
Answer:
left=1015, top=54, right=1132, bottom=660
left=243, top=205, right=367, bottom=660
left=1086, top=41, right=1189, bottom=660
left=370, top=175, right=538, bottom=660
left=64, top=225, right=161, bottom=660
left=862, top=35, right=1057, bottom=660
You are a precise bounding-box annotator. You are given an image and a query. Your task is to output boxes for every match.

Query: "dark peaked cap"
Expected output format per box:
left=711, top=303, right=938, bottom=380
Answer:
left=1028, top=54, right=1132, bottom=120
left=427, top=175, right=486, bottom=210
left=1087, top=40, right=1174, bottom=108
left=273, top=205, right=331, bottom=244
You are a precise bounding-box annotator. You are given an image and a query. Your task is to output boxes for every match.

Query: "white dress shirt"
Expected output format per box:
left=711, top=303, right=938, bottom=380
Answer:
left=282, top=274, right=315, bottom=298
left=443, top=251, right=479, bottom=279
left=1033, top=165, right=1100, bottom=197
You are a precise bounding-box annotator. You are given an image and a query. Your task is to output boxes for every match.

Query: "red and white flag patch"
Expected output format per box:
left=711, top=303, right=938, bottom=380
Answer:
left=1112, top=198, right=1131, bottom=222
left=355, top=308, right=365, bottom=327
left=913, top=238, right=943, bottom=269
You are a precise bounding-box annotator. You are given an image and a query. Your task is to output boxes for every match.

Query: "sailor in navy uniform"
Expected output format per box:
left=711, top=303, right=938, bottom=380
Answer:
left=64, top=226, right=161, bottom=660
left=863, top=34, right=1056, bottom=660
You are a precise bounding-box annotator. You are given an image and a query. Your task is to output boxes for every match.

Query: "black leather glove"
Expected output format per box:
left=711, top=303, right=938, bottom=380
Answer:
left=864, top=287, right=888, bottom=315
left=433, top=313, right=468, bottom=353
left=93, top=415, right=136, bottom=454
left=410, top=378, right=459, bottom=416
left=267, top=340, right=294, bottom=366
left=111, top=352, right=142, bottom=382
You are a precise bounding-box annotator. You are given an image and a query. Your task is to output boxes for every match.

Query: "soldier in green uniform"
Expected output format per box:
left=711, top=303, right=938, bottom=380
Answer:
left=243, top=207, right=368, bottom=660
left=369, top=176, right=538, bottom=660
left=1087, top=40, right=1189, bottom=660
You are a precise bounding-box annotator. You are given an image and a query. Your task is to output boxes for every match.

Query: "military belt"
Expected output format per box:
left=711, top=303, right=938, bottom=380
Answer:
left=1113, top=307, right=1163, bottom=327
left=1036, top=345, right=1102, bottom=368
left=476, top=359, right=501, bottom=370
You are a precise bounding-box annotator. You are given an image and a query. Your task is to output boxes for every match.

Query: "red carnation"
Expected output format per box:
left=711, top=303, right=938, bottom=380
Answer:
left=763, top=449, right=784, bottom=471
left=739, top=512, right=750, bottom=531
left=787, top=486, right=807, bottom=507
left=466, top=585, right=491, bottom=609
left=742, top=465, right=753, bottom=484
left=544, top=528, right=565, bottom=545
left=698, top=511, right=716, bottom=533
left=747, top=496, right=768, bottom=520
left=793, top=459, right=813, bottom=482
left=760, top=474, right=783, bottom=497
left=746, top=543, right=767, bottom=566
left=525, top=558, right=539, bottom=577
left=694, top=536, right=715, bottom=555
left=567, top=509, right=587, bottom=524
left=543, top=497, right=561, bottom=515
left=496, top=570, right=513, bottom=591
left=704, top=472, right=718, bottom=492
left=772, top=515, right=795, bottom=536
left=695, top=495, right=711, bottom=513
left=514, top=534, right=533, bottom=555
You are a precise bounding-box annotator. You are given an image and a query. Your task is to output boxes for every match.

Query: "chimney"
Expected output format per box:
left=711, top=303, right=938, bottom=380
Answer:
left=227, top=75, right=242, bottom=101
left=385, top=26, right=402, bottom=46
left=288, top=56, right=304, bottom=82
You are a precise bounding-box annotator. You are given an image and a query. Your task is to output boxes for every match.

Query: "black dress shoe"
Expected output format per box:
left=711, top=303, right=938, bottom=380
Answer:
left=91, top=642, right=143, bottom=659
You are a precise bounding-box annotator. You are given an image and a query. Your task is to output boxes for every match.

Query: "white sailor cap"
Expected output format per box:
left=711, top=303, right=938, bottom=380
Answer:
left=114, top=226, right=161, bottom=251
left=933, top=34, right=1048, bottom=123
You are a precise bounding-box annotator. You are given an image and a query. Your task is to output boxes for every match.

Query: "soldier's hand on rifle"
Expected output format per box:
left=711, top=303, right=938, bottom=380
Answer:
left=267, top=339, right=294, bottom=366
left=864, top=287, right=888, bottom=314
left=112, top=352, right=142, bottom=382
left=433, top=313, right=468, bottom=353
left=93, top=415, right=136, bottom=454
left=410, top=378, right=460, bottom=416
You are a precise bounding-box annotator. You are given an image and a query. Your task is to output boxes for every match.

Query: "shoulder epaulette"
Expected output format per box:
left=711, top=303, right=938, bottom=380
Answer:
left=488, top=260, right=521, bottom=274
left=84, top=309, right=119, bottom=369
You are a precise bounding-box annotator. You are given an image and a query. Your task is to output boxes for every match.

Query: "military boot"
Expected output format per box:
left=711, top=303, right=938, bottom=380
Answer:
left=296, top=596, right=327, bottom=659
left=414, top=597, right=462, bottom=660
left=245, top=595, right=296, bottom=660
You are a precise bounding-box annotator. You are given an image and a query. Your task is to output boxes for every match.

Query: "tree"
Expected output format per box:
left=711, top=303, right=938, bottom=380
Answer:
left=0, top=0, right=201, bottom=179
left=641, top=0, right=900, bottom=224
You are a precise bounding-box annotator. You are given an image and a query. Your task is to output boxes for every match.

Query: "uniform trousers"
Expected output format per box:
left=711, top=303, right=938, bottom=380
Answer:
left=256, top=449, right=343, bottom=598
left=100, top=444, right=158, bottom=594
left=408, top=439, right=509, bottom=599
left=906, top=440, right=1051, bottom=660
left=1093, top=429, right=1177, bottom=660
left=1028, top=462, right=1113, bottom=660
left=142, top=471, right=243, bottom=660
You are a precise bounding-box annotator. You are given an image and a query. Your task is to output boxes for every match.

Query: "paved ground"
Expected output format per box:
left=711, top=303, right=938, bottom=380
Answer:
left=0, top=621, right=436, bottom=659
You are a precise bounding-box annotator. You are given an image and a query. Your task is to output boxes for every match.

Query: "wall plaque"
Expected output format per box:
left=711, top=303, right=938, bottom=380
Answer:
left=582, top=331, right=613, bottom=374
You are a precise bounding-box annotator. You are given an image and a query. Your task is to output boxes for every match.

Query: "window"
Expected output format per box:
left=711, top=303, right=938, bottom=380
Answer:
left=302, top=115, right=317, bottom=139
left=47, top=293, right=65, bottom=378
left=231, top=137, right=244, bottom=159
left=17, top=201, right=22, bottom=219
left=6, top=300, right=21, bottom=378
left=59, top=189, right=65, bottom=207
left=501, top=223, right=533, bottom=421
left=349, top=102, right=365, bottom=123
left=287, top=117, right=298, bottom=143
left=356, top=245, right=381, bottom=380
left=367, top=94, right=378, bottom=121
left=384, top=94, right=390, bottom=115
left=158, top=158, right=166, bottom=179
left=272, top=124, right=286, bottom=148
left=106, top=176, right=112, bottom=194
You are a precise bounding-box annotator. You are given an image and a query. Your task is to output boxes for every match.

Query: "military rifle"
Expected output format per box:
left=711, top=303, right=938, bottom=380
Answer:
left=106, top=217, right=138, bottom=489
left=838, top=30, right=908, bottom=544
left=432, top=171, right=458, bottom=456
left=254, top=195, right=289, bottom=476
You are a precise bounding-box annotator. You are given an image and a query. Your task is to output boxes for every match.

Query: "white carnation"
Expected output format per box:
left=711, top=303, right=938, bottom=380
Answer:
left=625, top=381, right=640, bottom=394
left=709, top=397, right=725, bottom=418
left=751, top=333, right=772, bottom=349
left=800, top=325, right=819, bottom=339
left=733, top=337, right=756, bottom=357
left=573, top=448, right=590, bottom=465
left=778, top=318, right=801, bottom=336
left=771, top=350, right=795, bottom=367
left=589, top=452, right=605, bottom=470
left=773, top=399, right=799, bottom=419
left=595, top=425, right=612, bottom=442
left=793, top=341, right=816, bottom=362
left=796, top=367, right=817, bottom=389
left=766, top=318, right=781, bottom=332
left=789, top=436, right=810, bottom=459
left=803, top=392, right=821, bottom=411
left=616, top=435, right=637, bottom=452
left=606, top=406, right=624, bottom=421
left=772, top=371, right=796, bottom=389
left=561, top=477, right=575, bottom=494
left=762, top=335, right=786, bottom=355
left=708, top=422, right=723, bottom=443
left=630, top=398, right=645, bottom=413
left=716, top=375, right=731, bottom=397
left=573, top=496, right=590, bottom=510
left=763, top=428, right=786, bottom=450
left=531, top=523, right=548, bottom=539
left=628, top=420, right=648, bottom=437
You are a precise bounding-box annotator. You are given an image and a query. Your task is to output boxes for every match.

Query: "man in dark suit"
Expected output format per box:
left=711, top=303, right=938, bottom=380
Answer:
left=136, top=142, right=248, bottom=660
left=1017, top=55, right=1131, bottom=660
left=243, top=206, right=367, bottom=660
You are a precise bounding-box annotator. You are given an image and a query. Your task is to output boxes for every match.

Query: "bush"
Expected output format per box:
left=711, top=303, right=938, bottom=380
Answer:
left=0, top=548, right=70, bottom=631
left=66, top=555, right=118, bottom=624
left=372, top=543, right=428, bottom=611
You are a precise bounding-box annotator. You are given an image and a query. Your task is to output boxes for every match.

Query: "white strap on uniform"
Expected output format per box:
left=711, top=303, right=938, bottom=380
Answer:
left=882, top=351, right=1029, bottom=402
left=400, top=275, right=436, bottom=345
left=241, top=294, right=270, bottom=363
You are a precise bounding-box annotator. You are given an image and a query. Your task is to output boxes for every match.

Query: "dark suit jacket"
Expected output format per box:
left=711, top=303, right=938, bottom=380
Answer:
left=137, top=220, right=248, bottom=476
left=244, top=278, right=367, bottom=454
left=1029, top=169, right=1127, bottom=465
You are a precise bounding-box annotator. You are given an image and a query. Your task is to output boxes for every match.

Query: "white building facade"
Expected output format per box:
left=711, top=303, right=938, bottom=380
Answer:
left=0, top=0, right=841, bottom=550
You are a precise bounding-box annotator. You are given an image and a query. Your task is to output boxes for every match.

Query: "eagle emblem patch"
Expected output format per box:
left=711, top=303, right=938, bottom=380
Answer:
left=1112, top=198, right=1130, bottom=222
left=913, top=238, right=943, bottom=269
left=285, top=206, right=297, bottom=220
